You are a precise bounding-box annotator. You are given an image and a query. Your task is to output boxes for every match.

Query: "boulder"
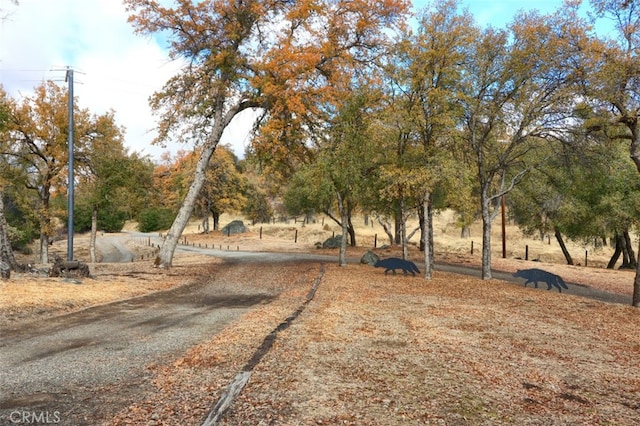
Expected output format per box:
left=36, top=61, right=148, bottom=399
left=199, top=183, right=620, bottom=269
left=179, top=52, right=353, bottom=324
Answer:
left=360, top=250, right=380, bottom=266
left=322, top=235, right=342, bottom=248
left=221, top=220, right=247, bottom=235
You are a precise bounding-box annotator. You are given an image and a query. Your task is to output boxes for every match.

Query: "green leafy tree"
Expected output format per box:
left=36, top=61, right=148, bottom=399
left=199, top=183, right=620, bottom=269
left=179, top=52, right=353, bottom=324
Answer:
left=198, top=146, right=247, bottom=232
left=1, top=81, right=119, bottom=263
left=379, top=0, right=475, bottom=277
left=458, top=8, right=580, bottom=280
left=573, top=0, right=640, bottom=305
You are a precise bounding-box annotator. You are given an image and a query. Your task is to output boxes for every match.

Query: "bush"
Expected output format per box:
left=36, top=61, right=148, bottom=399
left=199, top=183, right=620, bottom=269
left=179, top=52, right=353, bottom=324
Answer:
left=137, top=208, right=175, bottom=232
left=72, top=203, right=127, bottom=233
left=7, top=224, right=35, bottom=254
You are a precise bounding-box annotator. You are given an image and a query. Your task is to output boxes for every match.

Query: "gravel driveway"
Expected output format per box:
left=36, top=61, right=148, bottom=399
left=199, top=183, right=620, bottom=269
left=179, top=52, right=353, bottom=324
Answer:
left=0, top=265, right=276, bottom=425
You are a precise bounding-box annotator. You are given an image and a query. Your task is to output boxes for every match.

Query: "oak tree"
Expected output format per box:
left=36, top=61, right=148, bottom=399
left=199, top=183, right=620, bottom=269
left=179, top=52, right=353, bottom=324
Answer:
left=459, top=8, right=579, bottom=279
left=381, top=0, right=475, bottom=278
left=1, top=82, right=117, bottom=263
left=579, top=0, right=640, bottom=305
left=125, top=0, right=410, bottom=267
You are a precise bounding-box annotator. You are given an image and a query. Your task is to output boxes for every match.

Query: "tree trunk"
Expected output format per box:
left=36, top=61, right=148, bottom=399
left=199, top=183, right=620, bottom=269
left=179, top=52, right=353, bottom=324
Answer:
left=377, top=216, right=394, bottom=246
left=155, top=142, right=219, bottom=268
left=153, top=96, right=252, bottom=268
left=418, top=205, right=425, bottom=251
left=0, top=191, right=18, bottom=270
left=625, top=124, right=640, bottom=305
left=422, top=192, right=432, bottom=280
left=400, top=199, right=408, bottom=260
left=394, top=201, right=402, bottom=245
left=460, top=226, right=471, bottom=238
left=607, top=234, right=622, bottom=269
left=212, top=210, right=220, bottom=231
left=202, top=204, right=210, bottom=234
left=481, top=200, right=492, bottom=280
left=336, top=192, right=348, bottom=267
left=621, top=236, right=632, bottom=269
left=479, top=188, right=497, bottom=280
left=90, top=204, right=97, bottom=263
left=347, top=201, right=356, bottom=247
left=39, top=184, right=52, bottom=264
left=554, top=227, right=574, bottom=265
left=624, top=230, right=637, bottom=268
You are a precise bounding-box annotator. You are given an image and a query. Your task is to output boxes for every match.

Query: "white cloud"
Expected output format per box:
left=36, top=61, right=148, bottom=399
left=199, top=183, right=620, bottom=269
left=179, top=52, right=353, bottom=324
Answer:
left=0, top=0, right=253, bottom=161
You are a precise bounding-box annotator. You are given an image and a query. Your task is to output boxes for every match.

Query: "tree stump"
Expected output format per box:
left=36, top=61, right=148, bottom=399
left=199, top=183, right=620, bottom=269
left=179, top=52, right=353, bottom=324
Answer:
left=49, top=255, right=91, bottom=278
left=0, top=261, right=10, bottom=280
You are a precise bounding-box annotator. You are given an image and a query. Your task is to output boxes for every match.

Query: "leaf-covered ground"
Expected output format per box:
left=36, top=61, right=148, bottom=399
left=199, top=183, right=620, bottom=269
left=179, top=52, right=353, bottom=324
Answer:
left=3, top=220, right=639, bottom=425
left=110, top=263, right=640, bottom=425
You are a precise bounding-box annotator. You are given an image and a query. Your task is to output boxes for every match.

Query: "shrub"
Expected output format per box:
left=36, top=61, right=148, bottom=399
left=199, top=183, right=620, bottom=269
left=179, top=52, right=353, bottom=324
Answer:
left=137, top=208, right=175, bottom=232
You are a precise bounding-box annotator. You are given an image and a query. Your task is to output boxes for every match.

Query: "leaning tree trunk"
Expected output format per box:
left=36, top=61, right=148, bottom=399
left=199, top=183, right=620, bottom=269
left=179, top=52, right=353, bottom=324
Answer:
left=554, top=227, right=574, bottom=265
left=155, top=144, right=216, bottom=268
left=0, top=191, right=19, bottom=270
left=377, top=216, right=394, bottom=246
left=154, top=99, right=249, bottom=268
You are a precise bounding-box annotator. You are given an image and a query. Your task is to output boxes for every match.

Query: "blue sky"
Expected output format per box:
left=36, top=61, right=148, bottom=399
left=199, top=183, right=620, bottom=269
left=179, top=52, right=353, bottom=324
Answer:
left=436, top=0, right=570, bottom=27
left=0, top=0, right=595, bottom=160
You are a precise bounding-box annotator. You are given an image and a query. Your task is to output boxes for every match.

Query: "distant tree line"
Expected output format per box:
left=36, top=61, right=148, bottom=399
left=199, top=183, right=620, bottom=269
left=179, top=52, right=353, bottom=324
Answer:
left=2, top=0, right=639, bottom=306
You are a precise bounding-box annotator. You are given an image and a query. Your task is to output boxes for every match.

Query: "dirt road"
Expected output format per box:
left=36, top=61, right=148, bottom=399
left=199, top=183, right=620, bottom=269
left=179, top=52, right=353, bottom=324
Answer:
left=0, top=258, right=293, bottom=425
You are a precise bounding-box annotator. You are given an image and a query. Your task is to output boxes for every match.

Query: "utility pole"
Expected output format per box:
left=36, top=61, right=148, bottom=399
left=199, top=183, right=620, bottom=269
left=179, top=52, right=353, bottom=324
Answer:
left=66, top=67, right=74, bottom=261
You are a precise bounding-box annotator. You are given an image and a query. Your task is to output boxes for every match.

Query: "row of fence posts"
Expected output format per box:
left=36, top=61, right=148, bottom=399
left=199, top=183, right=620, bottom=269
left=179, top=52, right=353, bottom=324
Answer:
left=470, top=241, right=589, bottom=267
left=178, top=227, right=389, bottom=249
left=126, top=237, right=160, bottom=262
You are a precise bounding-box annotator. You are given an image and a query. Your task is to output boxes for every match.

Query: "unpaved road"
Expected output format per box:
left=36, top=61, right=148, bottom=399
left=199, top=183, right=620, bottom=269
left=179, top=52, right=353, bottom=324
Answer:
left=0, top=259, right=286, bottom=425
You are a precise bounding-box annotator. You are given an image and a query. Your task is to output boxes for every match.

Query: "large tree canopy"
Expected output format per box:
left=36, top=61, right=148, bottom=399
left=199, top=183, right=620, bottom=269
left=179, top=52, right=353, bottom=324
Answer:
left=125, top=0, right=410, bottom=267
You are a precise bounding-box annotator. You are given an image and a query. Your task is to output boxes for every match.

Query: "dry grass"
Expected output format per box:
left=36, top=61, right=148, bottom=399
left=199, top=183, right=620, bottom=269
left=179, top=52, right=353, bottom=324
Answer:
left=3, top=212, right=639, bottom=424
left=3, top=210, right=634, bottom=325
left=0, top=253, right=221, bottom=325
left=110, top=263, right=640, bottom=425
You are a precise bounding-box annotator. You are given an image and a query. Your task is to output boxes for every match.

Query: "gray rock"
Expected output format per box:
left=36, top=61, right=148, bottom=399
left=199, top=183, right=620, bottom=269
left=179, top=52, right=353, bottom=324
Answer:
left=360, top=250, right=380, bottom=266
left=322, top=235, right=342, bottom=248
left=221, top=220, right=247, bottom=235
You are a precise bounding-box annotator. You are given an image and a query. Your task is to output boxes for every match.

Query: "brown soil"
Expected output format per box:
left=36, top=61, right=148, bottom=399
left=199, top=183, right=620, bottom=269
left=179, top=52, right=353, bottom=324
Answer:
left=2, top=213, right=639, bottom=425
